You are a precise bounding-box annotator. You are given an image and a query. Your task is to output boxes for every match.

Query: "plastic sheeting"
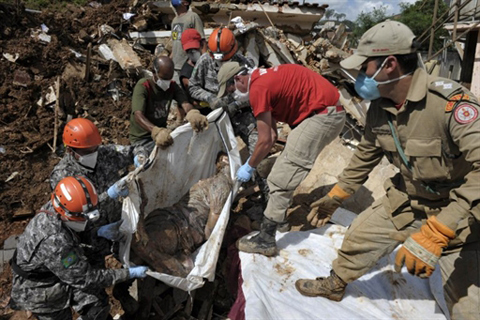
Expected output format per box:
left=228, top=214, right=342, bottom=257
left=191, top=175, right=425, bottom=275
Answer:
left=120, top=108, right=242, bottom=292
left=240, top=225, right=449, bottom=320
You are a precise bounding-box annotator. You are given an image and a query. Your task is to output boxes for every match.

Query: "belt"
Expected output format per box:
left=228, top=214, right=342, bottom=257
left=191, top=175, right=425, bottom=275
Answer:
left=313, top=104, right=344, bottom=115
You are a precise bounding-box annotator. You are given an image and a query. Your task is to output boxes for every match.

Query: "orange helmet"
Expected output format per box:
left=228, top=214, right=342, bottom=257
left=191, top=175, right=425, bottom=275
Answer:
left=208, top=27, right=238, bottom=61
left=63, top=118, right=102, bottom=149
left=51, top=176, right=99, bottom=221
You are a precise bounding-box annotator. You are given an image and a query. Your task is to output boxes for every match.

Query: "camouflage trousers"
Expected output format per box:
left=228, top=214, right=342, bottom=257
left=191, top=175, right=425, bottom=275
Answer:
left=333, top=199, right=480, bottom=320
left=33, top=288, right=110, bottom=320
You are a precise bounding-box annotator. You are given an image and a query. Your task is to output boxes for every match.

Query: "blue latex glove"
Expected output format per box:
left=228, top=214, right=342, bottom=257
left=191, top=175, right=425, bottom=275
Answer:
left=236, top=159, right=255, bottom=182
left=129, top=266, right=149, bottom=279
left=134, top=155, right=141, bottom=168
left=107, top=177, right=129, bottom=199
left=97, top=220, right=124, bottom=241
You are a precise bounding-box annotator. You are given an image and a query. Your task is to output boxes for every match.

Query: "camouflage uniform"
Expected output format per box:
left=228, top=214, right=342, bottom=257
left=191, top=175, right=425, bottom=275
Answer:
left=188, top=53, right=268, bottom=196
left=9, top=209, right=129, bottom=320
left=50, top=144, right=133, bottom=266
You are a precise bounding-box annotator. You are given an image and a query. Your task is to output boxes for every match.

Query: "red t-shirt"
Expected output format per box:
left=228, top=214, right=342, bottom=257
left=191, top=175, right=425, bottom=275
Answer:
left=249, top=64, right=340, bottom=126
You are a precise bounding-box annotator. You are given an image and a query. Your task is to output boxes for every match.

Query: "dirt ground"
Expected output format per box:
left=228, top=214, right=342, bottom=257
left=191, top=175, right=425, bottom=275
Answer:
left=0, top=1, right=172, bottom=318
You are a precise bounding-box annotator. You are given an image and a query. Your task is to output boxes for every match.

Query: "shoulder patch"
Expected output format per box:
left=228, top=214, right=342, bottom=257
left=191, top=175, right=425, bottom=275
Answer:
left=446, top=94, right=470, bottom=112
left=428, top=78, right=463, bottom=99
left=61, top=251, right=78, bottom=268
left=454, top=104, right=478, bottom=124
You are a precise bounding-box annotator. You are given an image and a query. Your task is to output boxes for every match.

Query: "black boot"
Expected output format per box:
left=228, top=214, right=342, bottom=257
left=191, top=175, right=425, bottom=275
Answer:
left=237, top=217, right=277, bottom=256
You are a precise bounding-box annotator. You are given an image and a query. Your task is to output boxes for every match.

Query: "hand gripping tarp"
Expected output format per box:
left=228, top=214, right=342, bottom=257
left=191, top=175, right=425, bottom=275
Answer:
left=239, top=224, right=449, bottom=319
left=120, top=109, right=241, bottom=292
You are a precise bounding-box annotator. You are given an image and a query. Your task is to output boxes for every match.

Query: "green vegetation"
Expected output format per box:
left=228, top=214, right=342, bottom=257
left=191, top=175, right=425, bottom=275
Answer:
left=397, top=0, right=449, bottom=52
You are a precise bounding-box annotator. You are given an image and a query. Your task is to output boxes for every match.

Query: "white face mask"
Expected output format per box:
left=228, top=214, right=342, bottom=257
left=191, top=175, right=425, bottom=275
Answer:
left=233, top=89, right=249, bottom=102
left=63, top=219, right=88, bottom=232
left=187, top=50, right=201, bottom=64
left=76, top=151, right=98, bottom=169
left=233, top=77, right=250, bottom=102
left=156, top=79, right=171, bottom=91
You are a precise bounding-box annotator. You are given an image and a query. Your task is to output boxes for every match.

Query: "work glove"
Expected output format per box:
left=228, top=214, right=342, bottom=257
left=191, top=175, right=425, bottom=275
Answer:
left=236, top=158, right=255, bottom=182
left=107, top=176, right=129, bottom=199
left=151, top=126, right=173, bottom=149
left=185, top=109, right=208, bottom=132
left=394, top=216, right=455, bottom=278
left=209, top=97, right=229, bottom=110
left=128, top=266, right=149, bottom=279
left=97, top=220, right=125, bottom=242
left=222, top=101, right=241, bottom=117
left=307, top=185, right=351, bottom=228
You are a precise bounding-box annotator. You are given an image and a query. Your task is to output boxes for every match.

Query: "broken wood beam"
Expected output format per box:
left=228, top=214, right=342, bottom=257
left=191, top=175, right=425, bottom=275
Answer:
left=85, top=42, right=92, bottom=81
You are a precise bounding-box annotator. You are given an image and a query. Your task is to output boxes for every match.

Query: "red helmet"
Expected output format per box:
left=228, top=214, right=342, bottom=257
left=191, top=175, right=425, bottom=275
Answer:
left=208, top=27, right=237, bottom=61
left=51, top=176, right=99, bottom=221
left=63, top=118, right=102, bottom=149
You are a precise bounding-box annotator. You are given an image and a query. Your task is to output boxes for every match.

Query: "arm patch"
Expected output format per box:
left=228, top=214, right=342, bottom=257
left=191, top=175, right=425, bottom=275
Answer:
left=61, top=251, right=78, bottom=268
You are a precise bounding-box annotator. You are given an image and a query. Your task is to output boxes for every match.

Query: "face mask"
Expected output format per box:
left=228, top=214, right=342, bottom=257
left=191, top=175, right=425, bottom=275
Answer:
left=64, top=219, right=88, bottom=232
left=354, top=58, right=413, bottom=101
left=156, top=79, right=171, bottom=91
left=233, top=89, right=249, bottom=102
left=187, top=50, right=201, bottom=64
left=76, top=151, right=98, bottom=169
left=171, top=0, right=182, bottom=7
left=233, top=77, right=250, bottom=102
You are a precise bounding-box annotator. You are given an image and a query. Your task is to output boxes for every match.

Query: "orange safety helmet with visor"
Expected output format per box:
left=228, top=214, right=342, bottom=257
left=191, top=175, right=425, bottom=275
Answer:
left=51, top=176, right=100, bottom=226
left=208, top=27, right=238, bottom=62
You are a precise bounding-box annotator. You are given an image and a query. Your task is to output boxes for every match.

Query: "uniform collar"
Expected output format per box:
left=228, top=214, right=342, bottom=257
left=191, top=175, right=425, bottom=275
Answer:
left=405, top=68, right=428, bottom=102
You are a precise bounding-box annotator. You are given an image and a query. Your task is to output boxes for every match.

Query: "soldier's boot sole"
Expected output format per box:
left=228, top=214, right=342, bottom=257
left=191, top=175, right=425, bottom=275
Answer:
left=295, top=277, right=346, bottom=301
left=236, top=232, right=276, bottom=256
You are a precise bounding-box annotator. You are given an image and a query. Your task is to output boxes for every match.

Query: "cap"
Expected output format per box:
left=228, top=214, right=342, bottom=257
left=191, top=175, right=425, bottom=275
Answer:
left=217, top=61, right=245, bottom=97
left=340, top=20, right=417, bottom=70
left=181, top=29, right=202, bottom=51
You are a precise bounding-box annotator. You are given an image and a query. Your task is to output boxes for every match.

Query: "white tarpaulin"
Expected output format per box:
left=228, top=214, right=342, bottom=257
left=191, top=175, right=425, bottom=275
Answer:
left=120, top=108, right=241, bottom=291
left=240, top=224, right=450, bottom=319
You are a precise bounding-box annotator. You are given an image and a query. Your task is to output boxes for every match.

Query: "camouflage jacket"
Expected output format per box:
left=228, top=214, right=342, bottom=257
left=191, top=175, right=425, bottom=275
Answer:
left=188, top=52, right=254, bottom=105
left=50, top=144, right=134, bottom=224
left=10, top=210, right=129, bottom=313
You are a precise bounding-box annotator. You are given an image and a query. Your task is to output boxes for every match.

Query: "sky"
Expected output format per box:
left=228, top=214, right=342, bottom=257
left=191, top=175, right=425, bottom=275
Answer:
left=313, top=0, right=419, bottom=21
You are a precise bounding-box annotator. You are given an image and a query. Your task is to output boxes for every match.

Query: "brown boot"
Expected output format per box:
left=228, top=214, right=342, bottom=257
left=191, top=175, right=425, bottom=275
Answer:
left=295, top=270, right=347, bottom=301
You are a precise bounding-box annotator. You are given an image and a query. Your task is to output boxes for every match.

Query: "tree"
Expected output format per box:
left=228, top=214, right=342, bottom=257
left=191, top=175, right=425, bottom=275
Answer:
left=324, top=9, right=336, bottom=20
left=397, top=0, right=449, bottom=52
left=350, top=5, right=388, bottom=46
left=335, top=13, right=346, bottom=21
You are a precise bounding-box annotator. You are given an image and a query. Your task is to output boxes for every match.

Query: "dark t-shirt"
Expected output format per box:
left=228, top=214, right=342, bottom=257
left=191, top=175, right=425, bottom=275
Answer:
left=129, top=78, right=187, bottom=143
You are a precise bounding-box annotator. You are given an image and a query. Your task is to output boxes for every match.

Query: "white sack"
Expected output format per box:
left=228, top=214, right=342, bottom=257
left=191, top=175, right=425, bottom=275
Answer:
left=120, top=109, right=242, bottom=291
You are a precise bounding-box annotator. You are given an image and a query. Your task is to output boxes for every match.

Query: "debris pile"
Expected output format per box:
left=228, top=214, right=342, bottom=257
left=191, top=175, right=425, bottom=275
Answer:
left=0, top=1, right=371, bottom=318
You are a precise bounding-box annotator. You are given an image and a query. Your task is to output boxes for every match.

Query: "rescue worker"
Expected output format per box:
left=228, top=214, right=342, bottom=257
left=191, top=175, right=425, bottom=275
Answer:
left=170, top=0, right=204, bottom=84
left=188, top=27, right=270, bottom=199
left=129, top=55, right=208, bottom=164
left=217, top=62, right=345, bottom=256
left=179, top=28, right=208, bottom=96
left=188, top=27, right=257, bottom=147
left=51, top=118, right=132, bottom=224
left=294, top=21, right=480, bottom=320
left=9, top=176, right=148, bottom=320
